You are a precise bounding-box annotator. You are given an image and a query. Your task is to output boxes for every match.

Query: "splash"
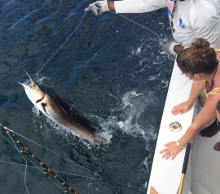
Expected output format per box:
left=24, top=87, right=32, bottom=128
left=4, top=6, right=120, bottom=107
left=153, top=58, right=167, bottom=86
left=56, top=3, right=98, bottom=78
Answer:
left=99, top=91, right=157, bottom=142
left=116, top=91, right=152, bottom=139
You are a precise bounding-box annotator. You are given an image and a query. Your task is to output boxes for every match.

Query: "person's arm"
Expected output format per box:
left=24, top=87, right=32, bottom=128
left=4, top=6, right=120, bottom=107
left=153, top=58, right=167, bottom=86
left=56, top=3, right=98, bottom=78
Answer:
left=107, top=1, right=115, bottom=11
left=178, top=94, right=218, bottom=146
left=171, top=80, right=204, bottom=115
left=85, top=0, right=167, bottom=16
left=114, top=0, right=167, bottom=13
left=160, top=93, right=219, bottom=160
left=160, top=40, right=185, bottom=55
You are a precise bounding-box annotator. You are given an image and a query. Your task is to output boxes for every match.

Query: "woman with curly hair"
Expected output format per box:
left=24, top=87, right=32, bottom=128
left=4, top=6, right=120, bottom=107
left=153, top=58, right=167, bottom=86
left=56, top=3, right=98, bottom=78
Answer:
left=160, top=38, right=220, bottom=159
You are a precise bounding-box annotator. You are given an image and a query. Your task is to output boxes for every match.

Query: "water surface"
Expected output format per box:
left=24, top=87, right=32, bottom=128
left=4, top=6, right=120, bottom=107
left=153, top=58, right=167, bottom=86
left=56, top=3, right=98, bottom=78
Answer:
left=0, top=0, right=173, bottom=193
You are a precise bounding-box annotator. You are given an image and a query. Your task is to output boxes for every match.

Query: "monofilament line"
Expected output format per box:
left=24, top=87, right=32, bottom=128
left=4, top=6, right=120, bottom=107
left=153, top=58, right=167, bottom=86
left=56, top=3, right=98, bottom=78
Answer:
left=112, top=11, right=163, bottom=41
left=8, top=128, right=100, bottom=177
left=0, top=159, right=102, bottom=180
left=7, top=133, right=30, bottom=194
left=36, top=10, right=162, bottom=77
left=36, top=12, right=87, bottom=78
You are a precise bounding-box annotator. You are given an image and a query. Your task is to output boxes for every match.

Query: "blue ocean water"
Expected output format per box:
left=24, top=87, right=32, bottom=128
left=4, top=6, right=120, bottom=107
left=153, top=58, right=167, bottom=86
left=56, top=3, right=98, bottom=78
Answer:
left=0, top=0, right=173, bottom=193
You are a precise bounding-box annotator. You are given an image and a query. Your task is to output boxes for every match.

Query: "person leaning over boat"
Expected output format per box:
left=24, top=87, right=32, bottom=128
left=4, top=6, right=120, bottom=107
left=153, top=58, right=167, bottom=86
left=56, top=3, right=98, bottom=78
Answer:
left=85, top=0, right=220, bottom=53
left=160, top=38, right=220, bottom=160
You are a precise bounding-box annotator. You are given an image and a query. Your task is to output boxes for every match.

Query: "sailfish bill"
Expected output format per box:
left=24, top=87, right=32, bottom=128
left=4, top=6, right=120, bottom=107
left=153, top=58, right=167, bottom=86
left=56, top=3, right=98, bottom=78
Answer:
left=18, top=66, right=104, bottom=144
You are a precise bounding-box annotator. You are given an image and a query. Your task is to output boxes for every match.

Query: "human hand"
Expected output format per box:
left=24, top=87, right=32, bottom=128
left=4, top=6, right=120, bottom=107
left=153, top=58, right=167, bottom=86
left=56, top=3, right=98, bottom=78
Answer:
left=171, top=101, right=193, bottom=115
left=85, top=0, right=109, bottom=16
left=159, top=141, right=183, bottom=160
left=159, top=39, right=180, bottom=55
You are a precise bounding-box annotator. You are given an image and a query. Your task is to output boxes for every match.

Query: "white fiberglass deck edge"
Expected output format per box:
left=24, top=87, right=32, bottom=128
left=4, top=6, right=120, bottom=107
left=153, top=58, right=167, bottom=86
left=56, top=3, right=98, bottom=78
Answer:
left=146, top=60, right=198, bottom=194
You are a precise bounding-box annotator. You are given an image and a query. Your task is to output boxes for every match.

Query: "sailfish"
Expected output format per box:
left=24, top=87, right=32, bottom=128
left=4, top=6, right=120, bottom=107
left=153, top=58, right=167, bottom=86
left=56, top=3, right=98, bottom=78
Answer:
left=18, top=66, right=104, bottom=144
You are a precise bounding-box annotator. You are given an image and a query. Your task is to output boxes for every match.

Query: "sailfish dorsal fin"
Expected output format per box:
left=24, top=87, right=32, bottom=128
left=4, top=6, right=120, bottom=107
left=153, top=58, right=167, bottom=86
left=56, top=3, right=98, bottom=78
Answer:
left=40, top=87, right=102, bottom=132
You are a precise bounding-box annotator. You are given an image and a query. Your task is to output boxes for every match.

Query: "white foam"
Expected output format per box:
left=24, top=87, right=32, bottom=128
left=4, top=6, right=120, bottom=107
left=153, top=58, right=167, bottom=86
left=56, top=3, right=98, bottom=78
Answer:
left=97, top=91, right=158, bottom=145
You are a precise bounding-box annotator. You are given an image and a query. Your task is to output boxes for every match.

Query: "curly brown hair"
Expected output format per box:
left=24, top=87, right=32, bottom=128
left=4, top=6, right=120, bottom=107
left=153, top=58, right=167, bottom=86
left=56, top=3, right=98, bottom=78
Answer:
left=177, top=38, right=218, bottom=76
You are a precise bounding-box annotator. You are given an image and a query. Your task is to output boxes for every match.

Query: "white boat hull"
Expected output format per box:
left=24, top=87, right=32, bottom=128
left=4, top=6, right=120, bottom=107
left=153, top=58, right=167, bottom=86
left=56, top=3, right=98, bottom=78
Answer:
left=146, top=61, right=198, bottom=194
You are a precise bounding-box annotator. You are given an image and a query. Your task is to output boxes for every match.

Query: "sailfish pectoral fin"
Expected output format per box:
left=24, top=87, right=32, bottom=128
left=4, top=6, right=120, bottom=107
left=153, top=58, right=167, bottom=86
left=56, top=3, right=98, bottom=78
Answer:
left=41, top=103, right=48, bottom=115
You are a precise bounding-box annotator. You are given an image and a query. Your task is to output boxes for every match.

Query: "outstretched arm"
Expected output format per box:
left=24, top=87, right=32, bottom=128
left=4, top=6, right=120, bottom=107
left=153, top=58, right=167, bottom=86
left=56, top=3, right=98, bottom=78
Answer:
left=171, top=80, right=204, bottom=115
left=85, top=0, right=167, bottom=15
left=107, top=1, right=115, bottom=11
left=161, top=93, right=219, bottom=160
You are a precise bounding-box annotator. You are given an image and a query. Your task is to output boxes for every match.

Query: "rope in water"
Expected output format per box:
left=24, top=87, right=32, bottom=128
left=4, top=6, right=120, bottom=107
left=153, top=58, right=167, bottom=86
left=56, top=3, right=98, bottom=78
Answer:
left=7, top=131, right=30, bottom=194
left=7, top=126, right=99, bottom=177
left=0, top=159, right=101, bottom=180
left=0, top=124, right=145, bottom=194
left=0, top=124, right=76, bottom=194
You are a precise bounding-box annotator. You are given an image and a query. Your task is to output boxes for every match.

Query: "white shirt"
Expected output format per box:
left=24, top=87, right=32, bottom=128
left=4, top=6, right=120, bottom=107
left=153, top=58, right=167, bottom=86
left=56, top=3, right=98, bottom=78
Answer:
left=114, top=0, right=220, bottom=49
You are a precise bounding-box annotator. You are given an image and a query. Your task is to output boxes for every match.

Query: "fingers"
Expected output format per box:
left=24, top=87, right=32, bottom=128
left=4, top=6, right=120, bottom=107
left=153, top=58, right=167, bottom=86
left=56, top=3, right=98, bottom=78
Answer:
left=159, top=143, right=171, bottom=154
left=171, top=105, right=187, bottom=115
left=161, top=151, right=176, bottom=160
left=172, top=108, right=186, bottom=115
left=165, top=152, right=174, bottom=160
left=171, top=106, right=181, bottom=115
left=85, top=7, right=90, bottom=11
left=159, top=148, right=167, bottom=154
left=159, top=38, right=168, bottom=46
left=179, top=110, right=187, bottom=115
left=171, top=101, right=192, bottom=115
left=159, top=40, right=164, bottom=46
left=91, top=6, right=98, bottom=15
left=159, top=141, right=179, bottom=160
left=171, top=154, right=176, bottom=160
left=85, top=2, right=98, bottom=15
left=85, top=3, right=94, bottom=11
left=164, top=142, right=171, bottom=146
left=162, top=38, right=168, bottom=43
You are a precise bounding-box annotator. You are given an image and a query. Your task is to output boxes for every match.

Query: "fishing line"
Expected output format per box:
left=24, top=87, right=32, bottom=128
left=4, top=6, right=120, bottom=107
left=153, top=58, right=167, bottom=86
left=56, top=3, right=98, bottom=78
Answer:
left=0, top=159, right=102, bottom=180
left=12, top=8, right=163, bottom=194
left=0, top=157, right=146, bottom=194
left=2, top=126, right=145, bottom=194
left=35, top=11, right=87, bottom=78
left=112, top=11, right=163, bottom=41
left=18, top=8, right=164, bottom=179
left=5, top=127, right=101, bottom=178
left=7, top=133, right=30, bottom=194
left=35, top=10, right=163, bottom=78
left=0, top=133, right=65, bottom=193
left=0, top=125, right=76, bottom=193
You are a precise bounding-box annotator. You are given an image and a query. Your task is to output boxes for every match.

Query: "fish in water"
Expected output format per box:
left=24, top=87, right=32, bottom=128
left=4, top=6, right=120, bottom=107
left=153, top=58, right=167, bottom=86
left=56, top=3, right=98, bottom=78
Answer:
left=18, top=66, right=104, bottom=144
